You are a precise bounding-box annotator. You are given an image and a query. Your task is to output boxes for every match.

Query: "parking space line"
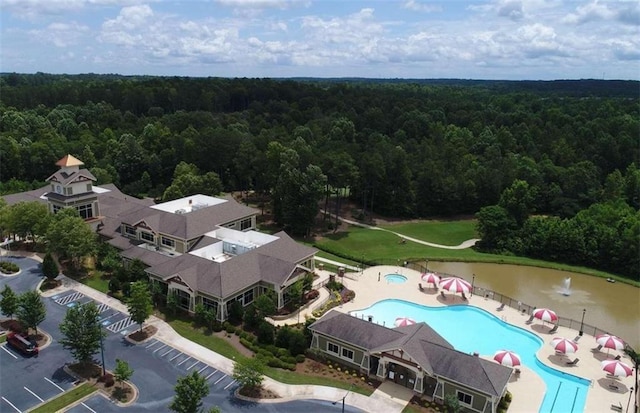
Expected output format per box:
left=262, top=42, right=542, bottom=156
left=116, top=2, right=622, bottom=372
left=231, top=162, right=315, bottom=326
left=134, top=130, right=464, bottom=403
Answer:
left=1, top=344, right=18, bottom=359
left=205, top=370, right=217, bottom=380
left=153, top=344, right=167, bottom=354
left=145, top=340, right=159, bottom=349
left=187, top=361, right=200, bottom=370
left=161, top=349, right=173, bottom=357
left=24, top=386, right=44, bottom=402
left=214, top=375, right=226, bottom=384
left=198, top=365, right=208, bottom=374
left=170, top=353, right=181, bottom=361
left=178, top=357, right=191, bottom=366
left=82, top=402, right=97, bottom=413
left=223, top=380, right=236, bottom=390
left=1, top=396, right=21, bottom=413
left=44, top=377, right=65, bottom=392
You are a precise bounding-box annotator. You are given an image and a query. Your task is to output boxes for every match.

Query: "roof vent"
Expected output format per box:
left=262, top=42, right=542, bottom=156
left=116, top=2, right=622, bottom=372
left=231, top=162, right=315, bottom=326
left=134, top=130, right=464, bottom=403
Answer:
left=175, top=208, right=187, bottom=214
left=191, top=202, right=208, bottom=211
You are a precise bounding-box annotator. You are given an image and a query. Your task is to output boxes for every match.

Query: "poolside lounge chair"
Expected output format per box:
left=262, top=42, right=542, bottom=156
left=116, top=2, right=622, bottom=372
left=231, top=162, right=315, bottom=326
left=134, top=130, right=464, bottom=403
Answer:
left=548, top=324, right=559, bottom=334
left=525, top=314, right=535, bottom=324
left=461, top=292, right=467, bottom=301
left=614, top=354, right=621, bottom=360
left=418, top=283, right=424, bottom=292
left=573, top=335, right=581, bottom=342
left=440, top=291, right=446, bottom=300
left=611, top=402, right=623, bottom=411
left=608, top=383, right=619, bottom=391
left=592, top=344, right=603, bottom=352
left=565, top=358, right=579, bottom=366
left=497, top=303, right=506, bottom=311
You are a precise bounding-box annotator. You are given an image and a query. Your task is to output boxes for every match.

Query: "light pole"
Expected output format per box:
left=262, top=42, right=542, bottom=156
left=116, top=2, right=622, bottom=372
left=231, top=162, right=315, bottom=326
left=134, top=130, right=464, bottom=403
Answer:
left=425, top=258, right=428, bottom=271
left=332, top=384, right=354, bottom=413
left=626, top=386, right=633, bottom=413
left=579, top=308, right=586, bottom=336
left=471, top=273, right=475, bottom=297
left=96, top=316, right=106, bottom=376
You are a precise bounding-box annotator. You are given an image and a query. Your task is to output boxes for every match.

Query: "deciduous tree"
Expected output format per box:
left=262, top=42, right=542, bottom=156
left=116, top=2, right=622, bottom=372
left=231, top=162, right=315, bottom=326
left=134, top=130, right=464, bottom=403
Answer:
left=169, top=371, right=210, bottom=413
left=17, top=290, right=46, bottom=335
left=0, top=285, right=19, bottom=320
left=126, top=281, right=153, bottom=332
left=59, top=301, right=104, bottom=364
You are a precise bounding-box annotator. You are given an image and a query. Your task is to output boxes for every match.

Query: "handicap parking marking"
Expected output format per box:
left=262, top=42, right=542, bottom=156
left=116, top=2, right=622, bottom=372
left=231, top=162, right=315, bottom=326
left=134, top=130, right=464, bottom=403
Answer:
left=96, top=303, right=110, bottom=313
left=55, top=291, right=84, bottom=306
left=106, top=316, right=135, bottom=333
left=1, top=396, right=21, bottom=413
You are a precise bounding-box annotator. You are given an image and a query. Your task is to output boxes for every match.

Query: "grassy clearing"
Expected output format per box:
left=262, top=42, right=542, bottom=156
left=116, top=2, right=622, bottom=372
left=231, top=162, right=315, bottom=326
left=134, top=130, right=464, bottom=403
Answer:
left=30, top=382, right=97, bottom=413
left=167, top=319, right=373, bottom=396
left=82, top=270, right=110, bottom=293
left=379, top=220, right=478, bottom=246
left=0, top=334, right=6, bottom=344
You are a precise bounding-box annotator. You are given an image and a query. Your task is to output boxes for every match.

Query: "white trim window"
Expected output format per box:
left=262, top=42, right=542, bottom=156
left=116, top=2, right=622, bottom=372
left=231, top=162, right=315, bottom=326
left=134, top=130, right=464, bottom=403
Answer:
left=124, top=225, right=137, bottom=237
left=327, top=342, right=339, bottom=354
left=240, top=218, right=252, bottom=231
left=140, top=231, right=154, bottom=242
left=456, top=390, right=473, bottom=406
left=342, top=347, right=354, bottom=360
left=161, top=236, right=175, bottom=249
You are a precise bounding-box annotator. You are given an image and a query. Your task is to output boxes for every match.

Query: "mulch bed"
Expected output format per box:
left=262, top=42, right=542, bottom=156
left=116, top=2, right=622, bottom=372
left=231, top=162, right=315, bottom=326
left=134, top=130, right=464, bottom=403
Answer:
left=238, top=386, right=280, bottom=399
left=127, top=325, right=158, bottom=343
left=68, top=362, right=136, bottom=404
left=0, top=319, right=48, bottom=347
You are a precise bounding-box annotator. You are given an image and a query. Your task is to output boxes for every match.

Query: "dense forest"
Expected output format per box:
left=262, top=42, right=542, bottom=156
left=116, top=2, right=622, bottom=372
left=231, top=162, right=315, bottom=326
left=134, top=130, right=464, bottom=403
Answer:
left=0, top=74, right=638, bottom=279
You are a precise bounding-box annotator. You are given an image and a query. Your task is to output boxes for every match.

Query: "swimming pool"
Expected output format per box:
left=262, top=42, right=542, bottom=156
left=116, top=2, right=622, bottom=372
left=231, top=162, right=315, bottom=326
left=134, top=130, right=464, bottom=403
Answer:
left=384, top=274, right=408, bottom=284
left=351, top=299, right=590, bottom=413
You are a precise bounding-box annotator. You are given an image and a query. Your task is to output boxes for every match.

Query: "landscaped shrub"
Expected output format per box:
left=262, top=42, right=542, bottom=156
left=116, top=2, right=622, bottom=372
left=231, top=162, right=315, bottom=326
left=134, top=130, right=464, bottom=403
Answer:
left=228, top=301, right=244, bottom=325
left=257, top=321, right=274, bottom=345
left=225, top=324, right=236, bottom=334
left=326, top=280, right=344, bottom=291
left=295, top=354, right=306, bottom=363
left=99, top=373, right=115, bottom=387
left=304, top=289, right=319, bottom=300
left=0, top=262, right=19, bottom=274
left=266, top=358, right=295, bottom=371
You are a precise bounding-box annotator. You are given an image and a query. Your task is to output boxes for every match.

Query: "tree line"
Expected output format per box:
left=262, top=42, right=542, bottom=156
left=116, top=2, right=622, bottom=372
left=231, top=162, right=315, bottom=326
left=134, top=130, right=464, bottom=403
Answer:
left=0, top=74, right=638, bottom=275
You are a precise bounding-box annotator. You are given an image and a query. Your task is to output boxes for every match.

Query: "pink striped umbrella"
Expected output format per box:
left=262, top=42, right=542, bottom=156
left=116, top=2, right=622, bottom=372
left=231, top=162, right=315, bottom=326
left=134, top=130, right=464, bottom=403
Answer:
left=596, top=334, right=625, bottom=355
left=421, top=272, right=440, bottom=286
left=439, top=277, right=472, bottom=294
left=551, top=337, right=579, bottom=354
left=533, top=308, right=558, bottom=323
left=493, top=350, right=521, bottom=367
left=394, top=317, right=416, bottom=327
left=601, top=360, right=632, bottom=378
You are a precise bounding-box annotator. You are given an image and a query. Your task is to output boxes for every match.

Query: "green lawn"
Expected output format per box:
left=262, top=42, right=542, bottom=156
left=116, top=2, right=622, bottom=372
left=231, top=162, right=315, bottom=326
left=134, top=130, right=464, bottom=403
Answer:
left=82, top=270, right=110, bottom=293
left=0, top=334, right=6, bottom=344
left=30, top=382, right=97, bottom=413
left=168, top=319, right=373, bottom=396
left=379, top=219, right=478, bottom=246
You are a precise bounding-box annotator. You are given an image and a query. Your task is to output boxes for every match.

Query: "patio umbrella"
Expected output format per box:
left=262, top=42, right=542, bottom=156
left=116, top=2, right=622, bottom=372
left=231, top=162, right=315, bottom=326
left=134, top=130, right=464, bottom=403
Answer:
left=439, top=277, right=472, bottom=294
left=596, top=334, right=625, bottom=355
left=551, top=337, right=579, bottom=354
left=394, top=317, right=416, bottom=327
left=493, top=350, right=521, bottom=367
left=601, top=360, right=632, bottom=379
left=533, top=308, right=558, bottom=324
left=421, top=272, right=440, bottom=286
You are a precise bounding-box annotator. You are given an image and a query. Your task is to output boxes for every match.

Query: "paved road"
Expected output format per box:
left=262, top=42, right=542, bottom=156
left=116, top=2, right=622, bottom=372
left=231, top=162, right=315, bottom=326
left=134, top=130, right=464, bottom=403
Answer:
left=0, top=257, right=363, bottom=413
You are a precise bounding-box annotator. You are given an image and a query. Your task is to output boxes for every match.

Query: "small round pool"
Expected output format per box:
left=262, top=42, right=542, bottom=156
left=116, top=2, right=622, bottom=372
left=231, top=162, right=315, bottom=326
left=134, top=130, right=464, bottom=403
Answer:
left=384, top=273, right=407, bottom=284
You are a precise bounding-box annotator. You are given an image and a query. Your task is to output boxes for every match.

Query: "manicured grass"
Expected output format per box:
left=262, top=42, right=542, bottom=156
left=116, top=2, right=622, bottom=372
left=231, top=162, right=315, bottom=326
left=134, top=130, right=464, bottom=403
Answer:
left=82, top=270, right=110, bottom=293
left=30, top=382, right=97, bottom=413
left=0, top=334, right=6, bottom=344
left=168, top=319, right=373, bottom=396
left=379, top=219, right=478, bottom=246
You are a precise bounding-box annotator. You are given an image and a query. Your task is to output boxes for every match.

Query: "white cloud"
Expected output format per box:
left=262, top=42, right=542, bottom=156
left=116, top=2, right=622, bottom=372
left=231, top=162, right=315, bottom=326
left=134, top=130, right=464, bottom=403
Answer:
left=28, top=21, right=90, bottom=47
left=562, top=1, right=616, bottom=25
left=2, top=0, right=148, bottom=21
left=402, top=1, right=442, bottom=13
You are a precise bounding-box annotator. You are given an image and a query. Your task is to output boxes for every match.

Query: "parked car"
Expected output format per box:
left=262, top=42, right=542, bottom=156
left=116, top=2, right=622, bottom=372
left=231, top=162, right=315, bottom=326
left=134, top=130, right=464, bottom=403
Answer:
left=6, top=332, right=39, bottom=356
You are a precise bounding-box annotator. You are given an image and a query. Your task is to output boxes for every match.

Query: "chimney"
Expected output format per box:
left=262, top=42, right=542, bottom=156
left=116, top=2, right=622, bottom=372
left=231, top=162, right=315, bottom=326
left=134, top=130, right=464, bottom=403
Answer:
left=189, top=199, right=193, bottom=205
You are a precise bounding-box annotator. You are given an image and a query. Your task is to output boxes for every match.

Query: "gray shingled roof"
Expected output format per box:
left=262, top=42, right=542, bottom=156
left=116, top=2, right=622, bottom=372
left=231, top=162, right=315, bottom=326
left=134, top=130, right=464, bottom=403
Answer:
left=2, top=186, right=48, bottom=205
left=309, top=310, right=512, bottom=397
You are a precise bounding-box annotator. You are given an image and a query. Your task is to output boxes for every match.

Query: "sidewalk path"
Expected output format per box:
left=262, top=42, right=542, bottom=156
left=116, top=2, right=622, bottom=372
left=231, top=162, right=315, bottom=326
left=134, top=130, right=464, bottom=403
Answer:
left=322, top=211, right=479, bottom=250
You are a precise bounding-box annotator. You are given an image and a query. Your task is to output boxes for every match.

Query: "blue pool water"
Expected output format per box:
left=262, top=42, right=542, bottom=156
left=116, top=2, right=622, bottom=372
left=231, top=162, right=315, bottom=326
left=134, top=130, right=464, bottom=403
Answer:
left=351, top=299, right=590, bottom=413
left=384, top=274, right=408, bottom=284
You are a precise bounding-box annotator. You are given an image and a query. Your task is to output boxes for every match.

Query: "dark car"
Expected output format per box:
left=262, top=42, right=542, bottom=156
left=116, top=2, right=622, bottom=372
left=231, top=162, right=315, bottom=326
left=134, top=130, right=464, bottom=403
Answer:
left=6, top=332, right=39, bottom=356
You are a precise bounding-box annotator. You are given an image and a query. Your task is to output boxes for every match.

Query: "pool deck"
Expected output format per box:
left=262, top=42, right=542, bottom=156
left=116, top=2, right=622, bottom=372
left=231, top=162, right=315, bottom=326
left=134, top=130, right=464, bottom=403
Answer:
left=299, top=265, right=636, bottom=413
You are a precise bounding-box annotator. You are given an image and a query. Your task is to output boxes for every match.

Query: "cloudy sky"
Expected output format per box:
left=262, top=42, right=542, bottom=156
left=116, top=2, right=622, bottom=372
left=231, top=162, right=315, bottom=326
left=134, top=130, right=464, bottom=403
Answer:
left=1, top=0, right=638, bottom=80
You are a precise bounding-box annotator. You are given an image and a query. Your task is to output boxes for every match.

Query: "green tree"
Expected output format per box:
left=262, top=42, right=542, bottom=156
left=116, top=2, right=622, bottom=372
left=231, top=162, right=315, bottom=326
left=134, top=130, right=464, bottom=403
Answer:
left=227, top=301, right=244, bottom=325
left=17, top=290, right=46, bottom=335
left=169, top=371, right=210, bottom=413
left=42, top=252, right=59, bottom=282
left=6, top=201, right=50, bottom=244
left=444, top=393, right=461, bottom=413
left=166, top=291, right=180, bottom=316
left=195, top=304, right=216, bottom=331
left=45, top=208, right=97, bottom=269
left=256, top=320, right=275, bottom=345
left=0, top=285, right=19, bottom=320
left=59, top=301, right=105, bottom=364
left=113, top=358, right=134, bottom=389
left=498, top=179, right=536, bottom=227
left=126, top=281, right=153, bottom=332
left=232, top=358, right=265, bottom=392
left=253, top=292, right=276, bottom=319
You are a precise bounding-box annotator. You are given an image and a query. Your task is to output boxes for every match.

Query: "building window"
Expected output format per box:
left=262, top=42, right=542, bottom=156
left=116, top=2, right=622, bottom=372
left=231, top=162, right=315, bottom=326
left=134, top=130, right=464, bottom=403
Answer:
left=240, top=218, right=252, bottom=231
left=86, top=183, right=92, bottom=192
left=457, top=391, right=473, bottom=406
left=65, top=187, right=73, bottom=195
left=327, top=342, right=339, bottom=354
left=202, top=297, right=219, bottom=314
left=161, top=237, right=175, bottom=248
left=140, top=231, right=154, bottom=242
left=124, top=225, right=137, bottom=237
left=342, top=348, right=354, bottom=360
left=243, top=290, right=254, bottom=305
left=77, top=204, right=93, bottom=220
left=174, top=289, right=190, bottom=310
left=52, top=205, right=62, bottom=214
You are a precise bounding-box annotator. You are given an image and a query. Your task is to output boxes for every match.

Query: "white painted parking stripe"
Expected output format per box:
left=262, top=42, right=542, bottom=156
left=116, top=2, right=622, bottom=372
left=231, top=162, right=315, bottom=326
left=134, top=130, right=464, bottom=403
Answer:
left=223, top=380, right=236, bottom=390
left=1, top=396, right=21, bottom=413
left=170, top=353, right=181, bottom=361
left=82, top=402, right=97, bottom=413
left=205, top=370, right=217, bottom=379
left=178, top=357, right=191, bottom=366
left=1, top=344, right=18, bottom=359
left=153, top=344, right=167, bottom=353
left=198, top=365, right=208, bottom=374
left=187, top=361, right=200, bottom=370
left=145, top=340, right=159, bottom=349
left=24, top=386, right=44, bottom=402
left=214, top=375, right=226, bottom=384
left=161, top=349, right=173, bottom=357
left=44, top=377, right=65, bottom=392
